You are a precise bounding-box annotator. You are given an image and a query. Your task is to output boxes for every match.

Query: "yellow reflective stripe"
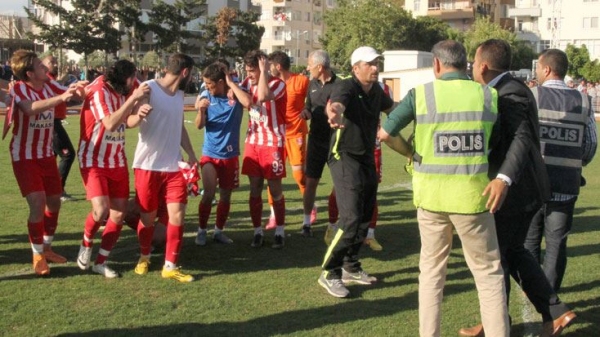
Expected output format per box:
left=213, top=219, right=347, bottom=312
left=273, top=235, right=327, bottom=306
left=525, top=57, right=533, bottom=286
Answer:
left=321, top=228, right=345, bottom=269
left=332, top=127, right=342, bottom=160
left=543, top=156, right=582, bottom=168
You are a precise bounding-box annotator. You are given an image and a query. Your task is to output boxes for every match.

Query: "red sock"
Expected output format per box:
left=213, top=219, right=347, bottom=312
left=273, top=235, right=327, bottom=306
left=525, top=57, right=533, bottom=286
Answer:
left=43, top=210, right=59, bottom=237
left=82, top=213, right=102, bottom=247
left=137, top=221, right=155, bottom=256
left=328, top=190, right=338, bottom=224
left=165, top=223, right=183, bottom=265
left=28, top=220, right=44, bottom=246
left=249, top=196, right=263, bottom=228
left=369, top=202, right=378, bottom=229
left=216, top=200, right=230, bottom=230
left=198, top=200, right=212, bottom=230
left=292, top=170, right=305, bottom=195
left=96, top=219, right=122, bottom=265
left=273, top=196, right=285, bottom=226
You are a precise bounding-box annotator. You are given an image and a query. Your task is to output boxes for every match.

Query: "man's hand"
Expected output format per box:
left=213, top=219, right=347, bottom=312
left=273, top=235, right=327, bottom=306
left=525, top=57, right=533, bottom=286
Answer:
left=258, top=56, right=269, bottom=73
left=132, top=82, right=150, bottom=101
left=197, top=97, right=209, bottom=112
left=137, top=103, right=153, bottom=119
left=483, top=178, right=509, bottom=213
left=326, top=101, right=345, bottom=129
left=300, top=108, right=312, bottom=120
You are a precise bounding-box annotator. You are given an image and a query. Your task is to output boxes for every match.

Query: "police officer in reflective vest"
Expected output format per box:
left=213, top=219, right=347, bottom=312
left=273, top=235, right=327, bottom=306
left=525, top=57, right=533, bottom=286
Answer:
left=525, top=49, right=597, bottom=293
left=379, top=40, right=509, bottom=337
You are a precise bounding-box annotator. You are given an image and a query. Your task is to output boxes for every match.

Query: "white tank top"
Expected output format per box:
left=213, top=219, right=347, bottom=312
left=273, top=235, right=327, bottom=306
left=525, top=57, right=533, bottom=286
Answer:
left=132, top=80, right=185, bottom=172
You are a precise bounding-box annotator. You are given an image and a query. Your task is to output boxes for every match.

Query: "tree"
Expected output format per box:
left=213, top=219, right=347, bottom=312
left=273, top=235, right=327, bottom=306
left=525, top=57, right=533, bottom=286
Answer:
left=581, top=60, right=600, bottom=82
left=77, top=50, right=108, bottom=69
left=200, top=8, right=264, bottom=67
left=26, top=0, right=144, bottom=67
left=321, top=0, right=424, bottom=69
left=147, top=0, right=206, bottom=54
left=565, top=44, right=590, bottom=79
left=140, top=51, right=163, bottom=69
left=463, top=17, right=536, bottom=70
left=410, top=16, right=452, bottom=52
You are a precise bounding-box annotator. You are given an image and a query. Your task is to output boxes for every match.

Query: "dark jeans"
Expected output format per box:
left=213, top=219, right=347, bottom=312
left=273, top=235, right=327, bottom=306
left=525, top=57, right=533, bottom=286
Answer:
left=495, top=209, right=569, bottom=322
left=525, top=197, right=577, bottom=293
left=321, top=153, right=377, bottom=276
left=52, top=119, right=75, bottom=190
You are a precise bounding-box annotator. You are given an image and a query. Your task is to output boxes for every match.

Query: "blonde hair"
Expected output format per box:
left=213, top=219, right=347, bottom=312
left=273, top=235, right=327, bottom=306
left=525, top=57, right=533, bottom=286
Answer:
left=11, top=49, right=38, bottom=81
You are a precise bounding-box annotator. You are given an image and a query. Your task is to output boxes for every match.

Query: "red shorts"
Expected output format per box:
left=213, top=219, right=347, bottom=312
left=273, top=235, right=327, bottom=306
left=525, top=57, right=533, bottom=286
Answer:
left=12, top=157, right=62, bottom=197
left=200, top=156, right=239, bottom=190
left=284, top=135, right=306, bottom=167
left=374, top=148, right=382, bottom=183
left=80, top=166, right=130, bottom=200
left=242, top=143, right=286, bottom=179
left=134, top=169, right=187, bottom=213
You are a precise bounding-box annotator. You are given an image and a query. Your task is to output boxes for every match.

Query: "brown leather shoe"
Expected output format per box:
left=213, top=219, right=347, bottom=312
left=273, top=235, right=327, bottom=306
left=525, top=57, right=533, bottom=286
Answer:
left=552, top=310, right=577, bottom=336
left=458, top=324, right=484, bottom=337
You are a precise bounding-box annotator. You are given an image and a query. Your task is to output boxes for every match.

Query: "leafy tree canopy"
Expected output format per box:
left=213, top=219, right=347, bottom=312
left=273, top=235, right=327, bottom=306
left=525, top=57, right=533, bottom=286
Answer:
left=148, top=0, right=206, bottom=54
left=565, top=44, right=590, bottom=79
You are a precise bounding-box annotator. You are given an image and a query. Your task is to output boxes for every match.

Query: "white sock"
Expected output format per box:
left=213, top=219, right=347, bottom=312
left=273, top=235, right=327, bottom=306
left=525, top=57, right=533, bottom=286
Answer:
left=198, top=228, right=207, bottom=234
left=164, top=261, right=176, bottom=270
left=270, top=206, right=275, bottom=218
left=303, top=214, right=311, bottom=225
left=31, top=243, right=44, bottom=254
left=275, top=225, right=285, bottom=236
left=329, top=223, right=338, bottom=230
left=43, top=235, right=53, bottom=245
left=214, top=227, right=222, bottom=234
left=254, top=227, right=263, bottom=235
left=367, top=228, right=375, bottom=239
left=140, top=254, right=150, bottom=260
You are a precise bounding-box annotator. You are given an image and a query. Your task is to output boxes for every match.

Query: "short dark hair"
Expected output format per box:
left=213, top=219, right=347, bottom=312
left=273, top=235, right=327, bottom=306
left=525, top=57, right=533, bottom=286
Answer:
left=477, top=39, right=511, bottom=72
left=202, top=62, right=226, bottom=83
left=166, top=53, right=195, bottom=75
left=106, top=59, right=137, bottom=95
left=243, top=50, right=268, bottom=69
left=268, top=51, right=291, bottom=71
left=539, top=49, right=568, bottom=79
left=431, top=40, right=467, bottom=71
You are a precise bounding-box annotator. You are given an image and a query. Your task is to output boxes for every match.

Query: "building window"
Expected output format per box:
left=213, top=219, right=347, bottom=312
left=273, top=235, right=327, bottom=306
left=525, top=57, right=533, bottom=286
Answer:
left=327, top=0, right=334, bottom=7
left=292, top=10, right=301, bottom=21
left=313, top=11, right=322, bottom=25
left=414, top=0, right=420, bottom=11
left=583, top=17, right=598, bottom=28
left=305, top=12, right=311, bottom=22
left=314, top=0, right=322, bottom=6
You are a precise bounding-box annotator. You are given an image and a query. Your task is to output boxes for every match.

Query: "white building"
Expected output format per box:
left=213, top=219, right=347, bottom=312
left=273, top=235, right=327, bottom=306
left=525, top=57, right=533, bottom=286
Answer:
left=252, top=0, right=336, bottom=67
left=509, top=0, right=600, bottom=61
left=379, top=50, right=435, bottom=101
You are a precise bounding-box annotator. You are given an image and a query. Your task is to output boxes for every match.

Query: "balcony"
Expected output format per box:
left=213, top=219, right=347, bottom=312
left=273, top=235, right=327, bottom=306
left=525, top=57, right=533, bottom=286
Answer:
left=508, top=7, right=542, bottom=18
left=427, top=7, right=475, bottom=21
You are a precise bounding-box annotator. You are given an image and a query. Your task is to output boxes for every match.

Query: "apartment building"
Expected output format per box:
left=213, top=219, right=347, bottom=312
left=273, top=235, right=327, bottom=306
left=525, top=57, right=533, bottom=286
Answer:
left=253, top=0, right=336, bottom=67
left=509, top=0, right=600, bottom=61
left=0, top=13, right=34, bottom=62
left=403, top=0, right=514, bottom=31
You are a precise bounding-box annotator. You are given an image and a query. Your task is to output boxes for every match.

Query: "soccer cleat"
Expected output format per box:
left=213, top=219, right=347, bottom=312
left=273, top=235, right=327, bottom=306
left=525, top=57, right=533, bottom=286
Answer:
left=92, top=263, right=120, bottom=278
left=161, top=267, right=194, bottom=283
left=265, top=216, right=277, bottom=230
left=341, top=268, right=377, bottom=285
left=195, top=230, right=207, bottom=246
left=310, top=204, right=318, bottom=224
left=43, top=246, right=67, bottom=264
left=77, top=245, right=93, bottom=270
left=301, top=225, right=313, bottom=237
left=364, top=238, right=383, bottom=251
left=134, top=256, right=151, bottom=275
left=272, top=234, right=285, bottom=249
left=60, top=192, right=74, bottom=202
left=33, top=253, right=50, bottom=276
left=213, top=232, right=233, bottom=244
left=250, top=233, right=264, bottom=248
left=324, top=225, right=337, bottom=246
left=318, top=271, right=349, bottom=298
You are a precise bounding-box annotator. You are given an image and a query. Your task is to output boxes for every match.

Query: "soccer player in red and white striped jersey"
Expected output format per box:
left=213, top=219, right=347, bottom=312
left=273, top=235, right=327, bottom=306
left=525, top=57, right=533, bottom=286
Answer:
left=8, top=50, right=86, bottom=276
left=76, top=60, right=151, bottom=278
left=239, top=50, right=288, bottom=249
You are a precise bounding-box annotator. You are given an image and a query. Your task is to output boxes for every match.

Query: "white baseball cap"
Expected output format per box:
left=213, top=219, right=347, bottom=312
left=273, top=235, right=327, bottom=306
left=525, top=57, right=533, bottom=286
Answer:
left=351, top=46, right=381, bottom=66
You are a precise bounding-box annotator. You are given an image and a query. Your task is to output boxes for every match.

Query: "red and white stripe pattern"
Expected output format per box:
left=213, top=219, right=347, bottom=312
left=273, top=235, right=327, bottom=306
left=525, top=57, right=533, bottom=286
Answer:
left=9, top=81, right=58, bottom=161
left=78, top=76, right=127, bottom=169
left=240, top=76, right=286, bottom=147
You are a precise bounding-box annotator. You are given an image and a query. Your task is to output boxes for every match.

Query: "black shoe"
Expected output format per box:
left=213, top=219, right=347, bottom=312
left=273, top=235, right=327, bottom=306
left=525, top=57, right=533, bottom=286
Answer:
left=301, top=225, right=313, bottom=237
left=272, top=234, right=285, bottom=249
left=250, top=233, right=263, bottom=248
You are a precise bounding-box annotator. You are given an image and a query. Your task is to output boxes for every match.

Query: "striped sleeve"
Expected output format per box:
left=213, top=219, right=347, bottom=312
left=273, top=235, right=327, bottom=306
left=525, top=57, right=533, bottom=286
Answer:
left=90, top=87, right=114, bottom=121
left=47, top=80, right=67, bottom=95
left=269, top=78, right=286, bottom=100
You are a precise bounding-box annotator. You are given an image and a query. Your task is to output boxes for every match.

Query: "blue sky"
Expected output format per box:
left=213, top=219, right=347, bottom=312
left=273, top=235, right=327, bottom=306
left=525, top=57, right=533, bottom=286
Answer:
left=0, top=0, right=29, bottom=16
